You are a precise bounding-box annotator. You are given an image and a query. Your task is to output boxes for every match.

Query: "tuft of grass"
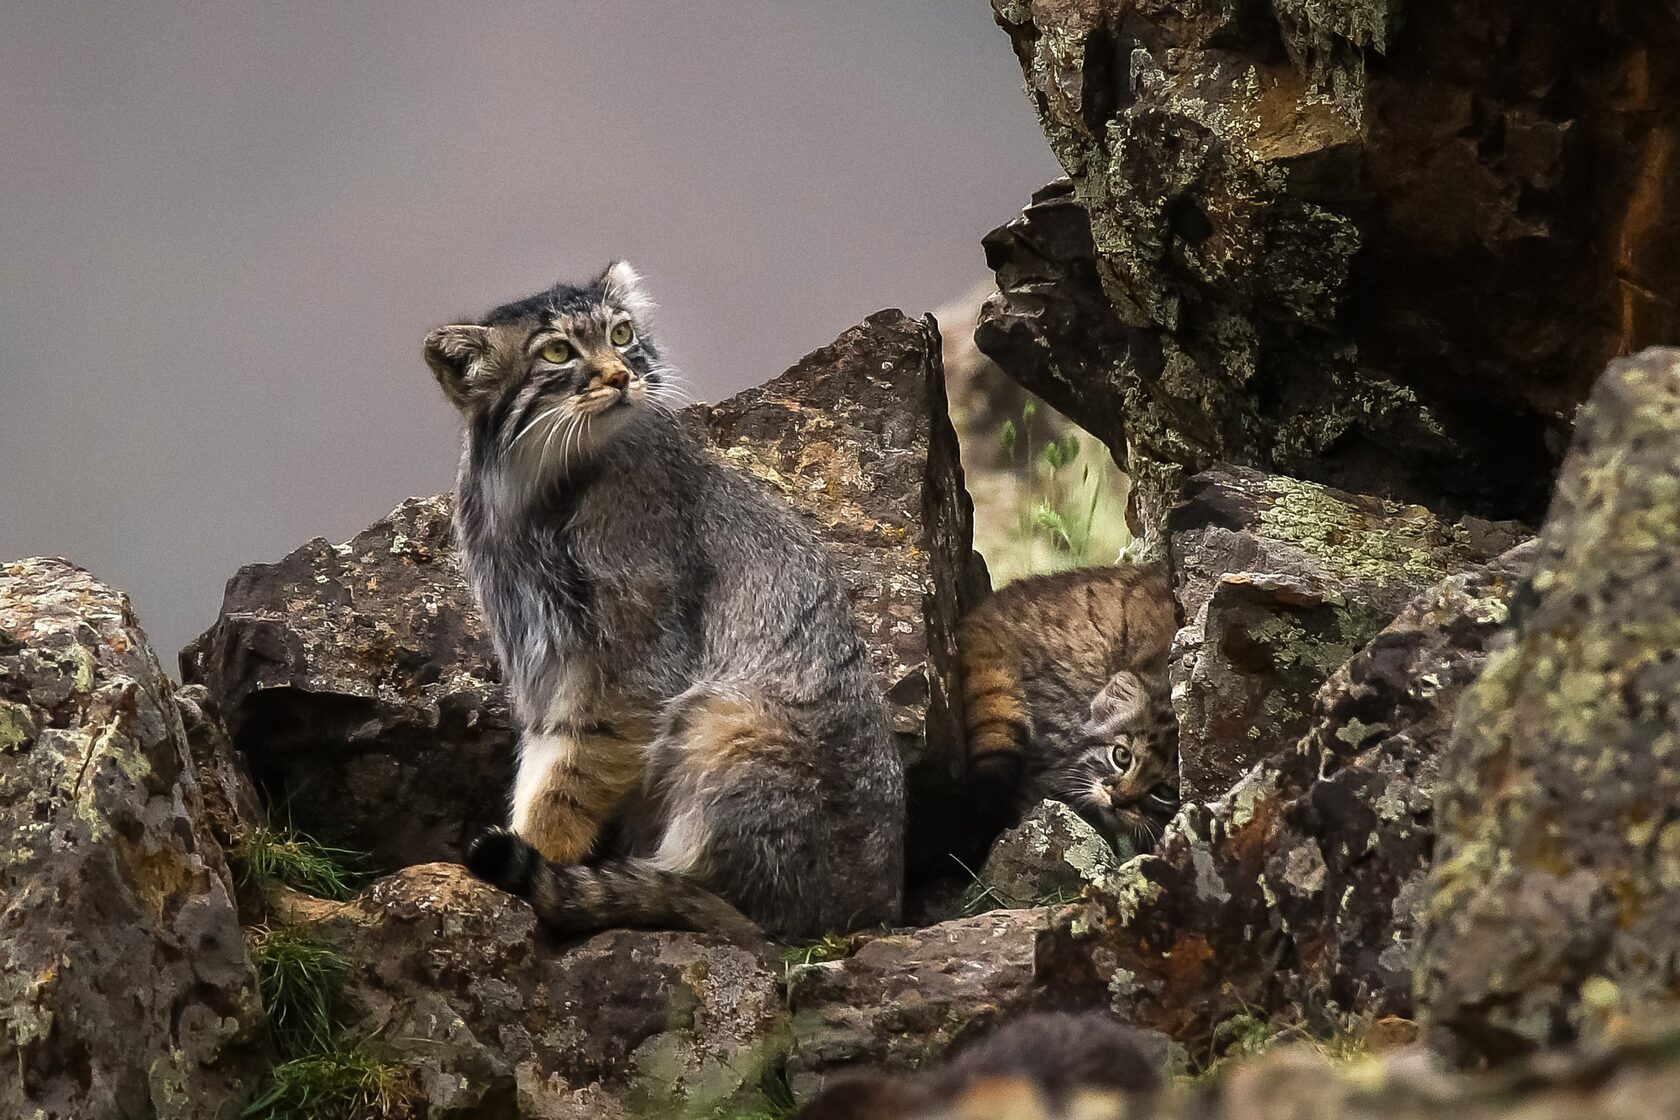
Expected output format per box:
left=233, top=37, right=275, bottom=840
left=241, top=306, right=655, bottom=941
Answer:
left=1193, top=1009, right=1376, bottom=1082
left=780, top=933, right=855, bottom=980
left=975, top=400, right=1133, bottom=585
left=238, top=824, right=370, bottom=902
left=242, top=1047, right=413, bottom=1120
left=249, top=924, right=352, bottom=1052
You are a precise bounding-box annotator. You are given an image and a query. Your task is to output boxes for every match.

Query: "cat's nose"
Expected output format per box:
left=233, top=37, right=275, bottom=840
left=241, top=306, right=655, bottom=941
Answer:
left=598, top=364, right=629, bottom=390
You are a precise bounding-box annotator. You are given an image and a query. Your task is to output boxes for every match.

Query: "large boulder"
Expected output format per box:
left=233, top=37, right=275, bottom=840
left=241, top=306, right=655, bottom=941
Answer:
left=184, top=310, right=988, bottom=876
left=1167, top=465, right=1526, bottom=802
left=1033, top=542, right=1535, bottom=1056
left=0, top=559, right=263, bottom=1120
left=987, top=0, right=1680, bottom=524
left=180, top=494, right=513, bottom=871
left=289, top=863, right=789, bottom=1119
left=1420, top=349, right=1680, bottom=1063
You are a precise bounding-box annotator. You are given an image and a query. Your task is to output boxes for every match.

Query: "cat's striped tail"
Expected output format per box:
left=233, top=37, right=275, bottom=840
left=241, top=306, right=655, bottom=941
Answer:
left=464, top=827, right=762, bottom=943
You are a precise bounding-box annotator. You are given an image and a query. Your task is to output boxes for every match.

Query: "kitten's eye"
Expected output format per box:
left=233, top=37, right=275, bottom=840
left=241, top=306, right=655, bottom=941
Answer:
left=610, top=322, right=635, bottom=347
left=1109, top=744, right=1133, bottom=772
left=540, top=340, right=572, bottom=364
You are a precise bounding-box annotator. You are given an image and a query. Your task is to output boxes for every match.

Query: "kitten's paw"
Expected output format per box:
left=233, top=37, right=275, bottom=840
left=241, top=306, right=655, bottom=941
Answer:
left=465, top=826, right=536, bottom=895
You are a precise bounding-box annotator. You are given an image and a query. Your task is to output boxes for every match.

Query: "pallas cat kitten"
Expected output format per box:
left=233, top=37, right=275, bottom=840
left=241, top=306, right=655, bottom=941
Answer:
left=425, top=262, right=904, bottom=940
left=959, top=564, right=1180, bottom=853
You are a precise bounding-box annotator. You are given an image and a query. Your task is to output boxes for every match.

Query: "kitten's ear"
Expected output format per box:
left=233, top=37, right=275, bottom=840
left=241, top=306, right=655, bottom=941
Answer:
left=599, top=260, right=657, bottom=322
left=1089, top=670, right=1149, bottom=736
left=423, top=324, right=493, bottom=410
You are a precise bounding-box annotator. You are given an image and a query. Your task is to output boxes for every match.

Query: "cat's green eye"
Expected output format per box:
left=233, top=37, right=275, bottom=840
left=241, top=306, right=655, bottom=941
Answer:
left=610, top=322, right=635, bottom=347
left=1109, top=744, right=1133, bottom=772
left=540, top=340, right=572, bottom=364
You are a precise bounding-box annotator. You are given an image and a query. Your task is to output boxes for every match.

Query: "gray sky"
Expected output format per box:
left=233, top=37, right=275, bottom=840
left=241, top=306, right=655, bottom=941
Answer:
left=0, top=2, right=1060, bottom=665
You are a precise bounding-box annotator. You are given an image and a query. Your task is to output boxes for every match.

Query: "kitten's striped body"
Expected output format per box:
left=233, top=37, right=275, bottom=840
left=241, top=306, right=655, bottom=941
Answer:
left=958, top=565, right=1179, bottom=851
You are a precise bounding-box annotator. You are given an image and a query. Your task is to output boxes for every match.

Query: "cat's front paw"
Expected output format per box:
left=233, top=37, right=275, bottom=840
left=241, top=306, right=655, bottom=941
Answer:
left=465, top=825, right=537, bottom=895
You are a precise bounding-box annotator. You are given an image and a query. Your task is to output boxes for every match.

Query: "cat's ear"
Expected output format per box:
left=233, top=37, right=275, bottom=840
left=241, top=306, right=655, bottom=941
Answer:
left=599, top=260, right=657, bottom=322
left=423, top=323, right=493, bottom=410
left=1089, top=670, right=1149, bottom=736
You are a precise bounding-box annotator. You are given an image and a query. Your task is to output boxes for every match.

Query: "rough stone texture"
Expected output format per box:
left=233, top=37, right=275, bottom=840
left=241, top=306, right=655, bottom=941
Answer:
left=0, top=558, right=263, bottom=1120
left=980, top=799, right=1125, bottom=908
left=989, top=0, right=1680, bottom=524
left=181, top=494, right=514, bottom=871
left=185, top=310, right=985, bottom=876
left=785, top=908, right=1052, bottom=1101
left=173, top=683, right=262, bottom=869
left=976, top=178, right=1134, bottom=484
left=1033, top=543, right=1535, bottom=1058
left=1167, top=464, right=1526, bottom=802
left=1420, top=349, right=1680, bottom=1064
left=296, top=863, right=789, bottom=1120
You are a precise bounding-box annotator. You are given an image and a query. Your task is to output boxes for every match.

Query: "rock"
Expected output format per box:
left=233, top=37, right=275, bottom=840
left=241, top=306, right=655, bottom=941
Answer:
left=785, top=908, right=1052, bottom=1101
left=1167, top=465, right=1527, bottom=802
left=181, top=494, right=515, bottom=871
left=1033, top=543, right=1535, bottom=1056
left=174, top=683, right=263, bottom=868
left=185, top=310, right=988, bottom=878
left=1201, top=1025, right=1680, bottom=1120
left=0, top=558, right=263, bottom=1120
left=1420, top=349, right=1680, bottom=1064
left=979, top=799, right=1125, bottom=909
left=296, top=863, right=789, bottom=1120
left=975, top=179, right=1134, bottom=483
left=988, top=0, right=1680, bottom=524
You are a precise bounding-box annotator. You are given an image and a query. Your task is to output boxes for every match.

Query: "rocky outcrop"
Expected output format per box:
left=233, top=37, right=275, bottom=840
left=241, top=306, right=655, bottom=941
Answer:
left=184, top=310, right=988, bottom=876
left=285, top=862, right=788, bottom=1119
left=786, top=909, right=1052, bottom=1101
left=1034, top=542, right=1535, bottom=1056
left=180, top=494, right=514, bottom=871
left=1420, top=349, right=1680, bottom=1064
left=0, top=559, right=263, bottom=1120
left=1167, top=465, right=1527, bottom=802
left=975, top=179, right=1133, bottom=479
left=987, top=1, right=1680, bottom=524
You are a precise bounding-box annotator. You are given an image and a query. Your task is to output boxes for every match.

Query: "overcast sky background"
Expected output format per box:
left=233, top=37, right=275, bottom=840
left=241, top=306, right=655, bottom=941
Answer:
left=0, top=2, right=1060, bottom=665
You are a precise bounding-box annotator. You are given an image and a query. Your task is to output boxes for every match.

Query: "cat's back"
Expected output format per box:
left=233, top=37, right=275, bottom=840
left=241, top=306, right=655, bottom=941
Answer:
left=959, top=564, right=1174, bottom=686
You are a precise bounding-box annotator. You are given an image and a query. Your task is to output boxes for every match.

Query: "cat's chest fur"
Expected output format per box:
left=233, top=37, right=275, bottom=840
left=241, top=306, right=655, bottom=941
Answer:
left=463, top=472, right=693, bottom=726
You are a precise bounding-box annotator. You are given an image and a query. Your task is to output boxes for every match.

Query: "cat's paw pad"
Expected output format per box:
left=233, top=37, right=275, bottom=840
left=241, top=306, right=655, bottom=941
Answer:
left=465, top=826, right=536, bottom=895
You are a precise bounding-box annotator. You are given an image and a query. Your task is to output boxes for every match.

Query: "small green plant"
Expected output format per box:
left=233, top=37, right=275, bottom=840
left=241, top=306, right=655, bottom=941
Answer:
left=243, top=1047, right=412, bottom=1120
left=238, top=824, right=369, bottom=902
left=995, top=402, right=1128, bottom=571
left=249, top=925, right=352, bottom=1052
left=1193, top=1008, right=1376, bottom=1082
left=780, top=933, right=854, bottom=978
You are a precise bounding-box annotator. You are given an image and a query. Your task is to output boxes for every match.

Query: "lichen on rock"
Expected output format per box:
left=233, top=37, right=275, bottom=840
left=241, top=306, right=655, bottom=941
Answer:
left=1420, top=348, right=1680, bottom=1064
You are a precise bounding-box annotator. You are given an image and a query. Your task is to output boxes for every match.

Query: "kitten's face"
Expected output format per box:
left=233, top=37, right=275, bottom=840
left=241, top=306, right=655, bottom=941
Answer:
left=1051, top=669, right=1180, bottom=853
left=424, top=262, right=679, bottom=481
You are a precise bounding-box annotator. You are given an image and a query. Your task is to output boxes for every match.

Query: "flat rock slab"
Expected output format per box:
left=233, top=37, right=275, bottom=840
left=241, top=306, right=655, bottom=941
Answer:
left=785, top=908, right=1052, bottom=1101
left=0, top=558, right=262, bottom=1120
